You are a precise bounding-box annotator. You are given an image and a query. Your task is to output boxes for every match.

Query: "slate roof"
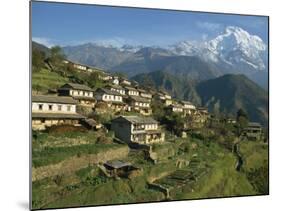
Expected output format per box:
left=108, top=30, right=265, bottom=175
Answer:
left=95, top=88, right=122, bottom=96
left=113, top=116, right=158, bottom=124
left=104, top=160, right=132, bottom=169
left=181, top=101, right=194, bottom=105
left=105, top=84, right=125, bottom=90
left=247, top=122, right=262, bottom=128
left=32, top=95, right=78, bottom=104
left=32, top=112, right=85, bottom=119
left=129, top=96, right=150, bottom=103
left=60, top=83, right=94, bottom=92
left=124, top=86, right=138, bottom=91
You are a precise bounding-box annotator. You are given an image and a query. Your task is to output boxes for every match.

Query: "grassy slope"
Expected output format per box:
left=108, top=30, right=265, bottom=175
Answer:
left=32, top=68, right=69, bottom=92
left=32, top=131, right=120, bottom=168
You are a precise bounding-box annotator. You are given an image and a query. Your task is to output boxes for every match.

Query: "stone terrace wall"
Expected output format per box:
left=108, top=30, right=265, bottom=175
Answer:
left=32, top=146, right=129, bottom=181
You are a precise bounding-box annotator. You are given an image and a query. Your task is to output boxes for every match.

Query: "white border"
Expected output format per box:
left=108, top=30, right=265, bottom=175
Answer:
left=1, top=0, right=280, bottom=211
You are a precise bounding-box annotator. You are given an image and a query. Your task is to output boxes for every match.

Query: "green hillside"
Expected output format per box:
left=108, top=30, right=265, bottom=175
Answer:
left=196, top=74, right=268, bottom=126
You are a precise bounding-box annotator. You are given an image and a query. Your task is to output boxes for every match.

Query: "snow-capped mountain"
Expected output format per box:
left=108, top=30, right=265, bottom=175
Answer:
left=170, top=26, right=268, bottom=72
left=62, top=26, right=268, bottom=88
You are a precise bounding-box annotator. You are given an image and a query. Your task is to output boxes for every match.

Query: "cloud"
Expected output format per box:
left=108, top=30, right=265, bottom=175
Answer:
left=32, top=37, right=55, bottom=48
left=196, top=21, right=222, bottom=31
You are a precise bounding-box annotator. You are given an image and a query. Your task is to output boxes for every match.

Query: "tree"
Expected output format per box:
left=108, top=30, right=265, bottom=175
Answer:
left=32, top=48, right=45, bottom=72
left=163, top=113, right=185, bottom=136
left=236, top=108, right=249, bottom=136
left=87, top=72, right=102, bottom=88
left=47, top=46, right=65, bottom=69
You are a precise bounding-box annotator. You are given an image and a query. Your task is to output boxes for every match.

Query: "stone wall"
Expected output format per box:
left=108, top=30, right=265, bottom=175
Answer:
left=32, top=146, right=129, bottom=181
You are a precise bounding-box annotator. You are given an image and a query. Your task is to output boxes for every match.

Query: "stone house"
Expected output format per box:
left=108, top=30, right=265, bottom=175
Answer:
left=243, top=122, right=263, bottom=140
left=166, top=104, right=184, bottom=114
left=58, top=83, right=96, bottom=107
left=180, top=101, right=196, bottom=115
left=138, top=88, right=152, bottom=99
left=99, top=73, right=113, bottom=81
left=111, top=116, right=165, bottom=145
left=120, top=78, right=132, bottom=86
left=63, top=60, right=93, bottom=72
left=105, top=84, right=126, bottom=95
left=111, top=76, right=119, bottom=85
left=126, top=96, right=152, bottom=115
left=154, top=91, right=172, bottom=106
left=95, top=88, right=126, bottom=111
left=32, top=95, right=84, bottom=130
left=124, top=86, right=140, bottom=96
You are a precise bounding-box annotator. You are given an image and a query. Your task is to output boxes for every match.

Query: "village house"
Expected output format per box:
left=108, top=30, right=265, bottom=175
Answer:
left=166, top=104, right=184, bottom=114
left=243, top=122, right=263, bottom=141
left=99, top=73, right=113, bottom=81
left=111, top=116, right=165, bottom=145
left=192, top=107, right=210, bottom=125
left=58, top=83, right=96, bottom=107
left=95, top=88, right=126, bottom=111
left=105, top=84, right=126, bottom=95
left=138, top=88, right=153, bottom=99
left=63, top=60, right=93, bottom=72
left=32, top=95, right=84, bottom=130
left=154, top=91, right=172, bottom=106
left=180, top=101, right=196, bottom=115
left=103, top=160, right=140, bottom=178
left=124, top=86, right=140, bottom=96
left=111, top=76, right=119, bottom=85
left=126, top=96, right=152, bottom=115
left=120, top=78, right=132, bottom=86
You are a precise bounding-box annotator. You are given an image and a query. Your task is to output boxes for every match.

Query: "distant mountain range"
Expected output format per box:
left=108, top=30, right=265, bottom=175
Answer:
left=31, top=39, right=269, bottom=125
left=132, top=71, right=268, bottom=126
left=61, top=26, right=268, bottom=89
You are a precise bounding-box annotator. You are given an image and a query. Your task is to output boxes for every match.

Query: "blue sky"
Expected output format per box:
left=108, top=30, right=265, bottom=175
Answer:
left=31, top=1, right=268, bottom=47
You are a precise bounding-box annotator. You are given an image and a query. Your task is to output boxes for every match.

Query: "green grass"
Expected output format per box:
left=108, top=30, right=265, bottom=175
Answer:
left=32, top=68, right=69, bottom=92
left=175, top=153, right=255, bottom=199
left=32, top=130, right=122, bottom=167
left=239, top=141, right=268, bottom=171
left=32, top=143, right=122, bottom=168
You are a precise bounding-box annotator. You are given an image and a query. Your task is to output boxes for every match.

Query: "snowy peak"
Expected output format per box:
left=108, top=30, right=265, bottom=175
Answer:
left=170, top=26, right=267, bottom=71
left=208, top=26, right=266, bottom=54
left=207, top=26, right=267, bottom=70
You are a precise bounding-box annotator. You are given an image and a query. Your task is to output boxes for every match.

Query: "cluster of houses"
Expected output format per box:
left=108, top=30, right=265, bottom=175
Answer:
left=32, top=60, right=263, bottom=144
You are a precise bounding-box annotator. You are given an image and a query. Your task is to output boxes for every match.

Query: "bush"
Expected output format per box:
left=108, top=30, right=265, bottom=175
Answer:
left=53, top=174, right=64, bottom=186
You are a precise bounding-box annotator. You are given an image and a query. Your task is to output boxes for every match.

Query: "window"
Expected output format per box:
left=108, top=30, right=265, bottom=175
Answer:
left=38, top=104, right=43, bottom=110
left=58, top=105, right=62, bottom=111
left=48, top=105, right=53, bottom=111
left=67, top=105, right=71, bottom=111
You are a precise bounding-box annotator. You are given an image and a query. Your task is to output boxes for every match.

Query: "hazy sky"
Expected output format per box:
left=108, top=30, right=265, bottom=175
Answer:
left=31, top=1, right=269, bottom=47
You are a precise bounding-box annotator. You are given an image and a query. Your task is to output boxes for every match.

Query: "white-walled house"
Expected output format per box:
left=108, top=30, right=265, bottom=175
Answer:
left=112, top=76, right=119, bottom=85
left=124, top=86, right=139, bottom=96
left=120, top=78, right=132, bottom=86
left=32, top=95, right=84, bottom=130
left=105, top=84, right=126, bottom=95
left=180, top=101, right=196, bottom=115
left=111, top=116, right=165, bottom=145
left=138, top=88, right=152, bottom=99
left=126, top=96, right=152, bottom=115
left=166, top=104, right=184, bottom=113
left=94, top=88, right=126, bottom=111
left=58, top=83, right=96, bottom=106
